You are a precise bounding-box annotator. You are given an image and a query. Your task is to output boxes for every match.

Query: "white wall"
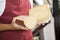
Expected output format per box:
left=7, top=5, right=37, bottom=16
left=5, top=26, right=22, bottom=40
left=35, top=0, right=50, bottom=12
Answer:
left=43, top=17, right=56, bottom=40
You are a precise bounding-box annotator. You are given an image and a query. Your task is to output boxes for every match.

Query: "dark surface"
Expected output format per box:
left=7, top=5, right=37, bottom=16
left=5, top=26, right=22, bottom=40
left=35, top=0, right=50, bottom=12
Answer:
left=53, top=0, right=60, bottom=40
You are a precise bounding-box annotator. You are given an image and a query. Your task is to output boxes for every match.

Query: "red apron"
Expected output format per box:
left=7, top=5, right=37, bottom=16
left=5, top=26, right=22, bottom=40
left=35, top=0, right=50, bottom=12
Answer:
left=0, top=0, right=33, bottom=40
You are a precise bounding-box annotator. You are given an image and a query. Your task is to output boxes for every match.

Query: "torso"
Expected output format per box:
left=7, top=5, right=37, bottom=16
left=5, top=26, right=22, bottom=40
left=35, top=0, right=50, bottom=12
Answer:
left=0, top=0, right=31, bottom=24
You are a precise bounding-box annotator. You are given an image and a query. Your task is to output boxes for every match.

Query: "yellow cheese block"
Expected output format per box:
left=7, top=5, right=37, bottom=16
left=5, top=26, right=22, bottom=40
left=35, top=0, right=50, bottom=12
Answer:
left=29, top=4, right=51, bottom=23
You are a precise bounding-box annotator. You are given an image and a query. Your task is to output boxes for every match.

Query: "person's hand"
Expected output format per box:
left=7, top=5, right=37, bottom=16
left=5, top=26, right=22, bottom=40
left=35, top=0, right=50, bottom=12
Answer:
left=11, top=16, right=28, bottom=30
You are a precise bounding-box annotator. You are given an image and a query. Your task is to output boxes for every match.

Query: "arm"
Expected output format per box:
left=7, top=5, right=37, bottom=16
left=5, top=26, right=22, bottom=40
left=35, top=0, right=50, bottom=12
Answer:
left=0, top=17, right=28, bottom=31
left=0, top=0, right=16, bottom=31
left=0, top=23, right=17, bottom=31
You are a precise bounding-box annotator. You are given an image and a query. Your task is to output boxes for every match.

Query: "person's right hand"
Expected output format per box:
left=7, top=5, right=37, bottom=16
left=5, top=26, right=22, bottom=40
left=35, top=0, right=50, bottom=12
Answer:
left=11, top=16, right=28, bottom=30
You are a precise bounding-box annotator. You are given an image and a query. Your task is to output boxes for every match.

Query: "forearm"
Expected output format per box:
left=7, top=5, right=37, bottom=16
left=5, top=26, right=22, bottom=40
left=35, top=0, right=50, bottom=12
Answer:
left=0, top=24, right=16, bottom=31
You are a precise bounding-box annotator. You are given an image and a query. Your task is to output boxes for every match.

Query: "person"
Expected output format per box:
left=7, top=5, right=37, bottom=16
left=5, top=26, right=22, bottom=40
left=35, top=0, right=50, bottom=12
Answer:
left=0, top=0, right=51, bottom=40
left=0, top=0, right=33, bottom=40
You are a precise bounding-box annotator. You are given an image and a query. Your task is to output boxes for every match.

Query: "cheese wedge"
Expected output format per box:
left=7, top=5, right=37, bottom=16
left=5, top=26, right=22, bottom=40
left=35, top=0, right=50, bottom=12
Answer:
left=29, top=4, right=51, bottom=23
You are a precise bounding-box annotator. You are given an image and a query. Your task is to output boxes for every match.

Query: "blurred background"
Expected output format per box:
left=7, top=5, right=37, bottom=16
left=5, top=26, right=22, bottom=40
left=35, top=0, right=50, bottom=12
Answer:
left=33, top=0, right=60, bottom=40
left=53, top=0, right=60, bottom=40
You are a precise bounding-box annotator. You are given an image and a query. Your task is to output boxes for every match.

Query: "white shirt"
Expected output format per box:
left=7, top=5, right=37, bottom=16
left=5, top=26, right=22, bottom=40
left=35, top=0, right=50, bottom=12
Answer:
left=0, top=0, right=6, bottom=16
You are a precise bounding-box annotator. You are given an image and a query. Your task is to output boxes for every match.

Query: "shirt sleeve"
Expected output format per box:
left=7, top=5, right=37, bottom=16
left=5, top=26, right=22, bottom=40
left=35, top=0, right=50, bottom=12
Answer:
left=0, top=0, right=6, bottom=16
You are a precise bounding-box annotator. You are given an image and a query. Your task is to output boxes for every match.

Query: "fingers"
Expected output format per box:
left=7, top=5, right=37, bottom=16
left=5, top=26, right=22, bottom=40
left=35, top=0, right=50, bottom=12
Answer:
left=11, top=17, right=29, bottom=30
left=11, top=21, right=29, bottom=30
left=19, top=26, right=28, bottom=30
